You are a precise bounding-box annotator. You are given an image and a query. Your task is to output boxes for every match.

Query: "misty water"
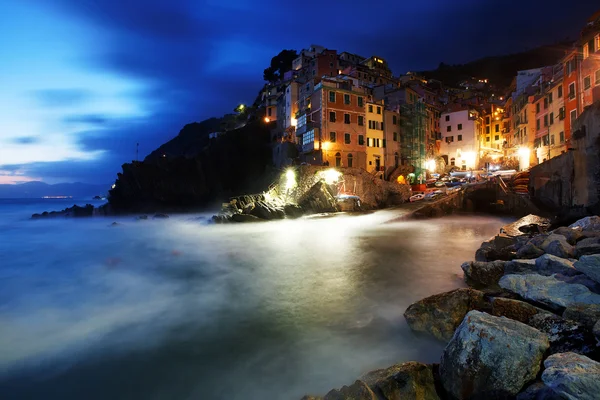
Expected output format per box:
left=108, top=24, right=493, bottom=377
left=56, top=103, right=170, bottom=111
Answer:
left=0, top=199, right=512, bottom=399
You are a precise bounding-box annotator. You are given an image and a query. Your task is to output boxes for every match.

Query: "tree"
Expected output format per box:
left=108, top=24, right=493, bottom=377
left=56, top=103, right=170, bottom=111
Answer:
left=263, top=49, right=298, bottom=83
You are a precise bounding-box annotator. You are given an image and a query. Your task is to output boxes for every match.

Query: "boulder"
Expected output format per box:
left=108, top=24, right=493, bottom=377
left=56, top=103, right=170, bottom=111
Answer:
left=440, top=310, right=549, bottom=399
left=461, top=261, right=506, bottom=288
left=231, top=213, right=263, bottom=223
left=322, top=380, right=378, bottom=400
left=515, top=242, right=545, bottom=259
left=555, top=273, right=600, bottom=295
left=569, top=215, right=600, bottom=231
left=283, top=204, right=304, bottom=218
left=574, top=255, right=600, bottom=284
left=535, top=254, right=578, bottom=276
left=529, top=233, right=550, bottom=248
left=298, top=180, right=339, bottom=214
left=552, top=227, right=584, bottom=245
left=403, top=288, right=487, bottom=342
left=489, top=297, right=546, bottom=323
left=541, top=352, right=600, bottom=400
left=594, top=320, right=600, bottom=342
left=474, top=246, right=516, bottom=262
left=576, top=237, right=600, bottom=257
left=516, top=381, right=556, bottom=400
left=562, top=304, right=600, bottom=328
left=527, top=313, right=594, bottom=355
left=499, top=274, right=600, bottom=311
left=241, top=202, right=255, bottom=214
left=541, top=234, right=575, bottom=259
left=360, top=362, right=440, bottom=400
left=504, top=259, right=537, bottom=274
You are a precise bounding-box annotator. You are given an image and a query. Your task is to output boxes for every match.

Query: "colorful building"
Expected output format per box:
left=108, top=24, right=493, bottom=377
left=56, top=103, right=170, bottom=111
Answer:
left=562, top=48, right=581, bottom=147
left=439, top=108, right=481, bottom=171
left=580, top=12, right=600, bottom=109
left=365, top=101, right=385, bottom=172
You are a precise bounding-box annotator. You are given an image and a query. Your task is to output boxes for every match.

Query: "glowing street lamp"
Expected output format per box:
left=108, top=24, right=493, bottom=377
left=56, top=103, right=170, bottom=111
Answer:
left=264, top=117, right=270, bottom=123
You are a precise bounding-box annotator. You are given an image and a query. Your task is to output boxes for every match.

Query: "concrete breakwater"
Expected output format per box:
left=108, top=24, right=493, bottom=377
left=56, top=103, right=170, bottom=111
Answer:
left=300, top=214, right=600, bottom=400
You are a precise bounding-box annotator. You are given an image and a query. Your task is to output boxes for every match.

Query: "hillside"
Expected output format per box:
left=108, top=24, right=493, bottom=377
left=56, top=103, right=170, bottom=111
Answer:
left=421, top=42, right=573, bottom=90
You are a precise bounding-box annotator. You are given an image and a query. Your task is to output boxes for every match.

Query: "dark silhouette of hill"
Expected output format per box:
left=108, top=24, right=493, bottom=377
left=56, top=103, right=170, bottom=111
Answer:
left=421, top=42, right=573, bottom=89
left=0, top=181, right=110, bottom=198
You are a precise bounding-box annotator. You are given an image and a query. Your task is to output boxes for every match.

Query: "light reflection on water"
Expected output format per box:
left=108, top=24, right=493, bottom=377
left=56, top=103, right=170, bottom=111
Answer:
left=0, top=204, right=512, bottom=400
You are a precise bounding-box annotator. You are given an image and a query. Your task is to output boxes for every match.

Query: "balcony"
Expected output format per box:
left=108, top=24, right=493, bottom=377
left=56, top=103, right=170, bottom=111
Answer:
left=296, top=121, right=313, bottom=136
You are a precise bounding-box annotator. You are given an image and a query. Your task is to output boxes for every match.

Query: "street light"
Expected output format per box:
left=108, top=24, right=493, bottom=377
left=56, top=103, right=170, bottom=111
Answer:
left=264, top=117, right=270, bottom=123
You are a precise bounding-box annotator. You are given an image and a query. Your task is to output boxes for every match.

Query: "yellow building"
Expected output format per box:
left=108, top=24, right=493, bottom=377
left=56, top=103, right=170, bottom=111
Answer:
left=365, top=101, right=385, bottom=172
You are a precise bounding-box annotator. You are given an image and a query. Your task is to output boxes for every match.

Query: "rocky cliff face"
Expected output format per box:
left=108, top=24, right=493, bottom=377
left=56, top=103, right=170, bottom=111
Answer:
left=108, top=120, right=274, bottom=213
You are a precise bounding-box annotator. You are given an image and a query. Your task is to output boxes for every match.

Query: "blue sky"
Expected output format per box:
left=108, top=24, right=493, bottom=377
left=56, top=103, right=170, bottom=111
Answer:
left=0, top=0, right=597, bottom=184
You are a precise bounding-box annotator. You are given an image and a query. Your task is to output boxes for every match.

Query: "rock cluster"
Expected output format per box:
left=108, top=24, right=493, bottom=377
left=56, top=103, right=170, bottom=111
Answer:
left=301, top=215, right=600, bottom=399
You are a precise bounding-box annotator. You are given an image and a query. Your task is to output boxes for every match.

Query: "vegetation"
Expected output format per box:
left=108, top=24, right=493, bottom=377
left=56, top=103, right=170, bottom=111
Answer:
left=263, top=49, right=298, bottom=83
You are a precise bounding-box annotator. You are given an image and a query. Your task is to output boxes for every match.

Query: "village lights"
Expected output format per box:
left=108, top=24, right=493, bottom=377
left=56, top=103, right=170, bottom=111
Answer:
left=319, top=168, right=341, bottom=185
left=322, top=141, right=331, bottom=151
left=285, top=169, right=297, bottom=190
left=291, top=118, right=297, bottom=127
left=463, top=151, right=477, bottom=169
left=111, top=184, right=116, bottom=189
left=426, top=159, right=436, bottom=172
left=518, top=147, right=531, bottom=171
left=264, top=117, right=270, bottom=123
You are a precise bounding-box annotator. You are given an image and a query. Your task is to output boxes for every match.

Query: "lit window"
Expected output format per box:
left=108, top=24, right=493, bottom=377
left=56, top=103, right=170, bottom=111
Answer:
left=583, top=43, right=589, bottom=59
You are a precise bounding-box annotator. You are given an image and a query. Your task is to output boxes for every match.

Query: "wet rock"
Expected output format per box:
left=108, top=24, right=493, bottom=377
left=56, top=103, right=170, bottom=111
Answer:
left=569, top=215, right=600, bottom=231
left=541, top=352, right=600, bottom=400
left=360, top=362, right=440, bottom=400
left=501, top=214, right=550, bottom=237
left=535, top=254, right=578, bottom=276
left=283, top=204, right=304, bottom=218
left=515, top=242, right=545, bottom=259
left=504, top=259, right=537, bottom=274
left=574, top=255, right=600, bottom=284
left=528, top=313, right=594, bottom=355
left=529, top=233, right=550, bottom=248
left=541, top=234, right=575, bottom=259
left=489, top=297, right=547, bottom=323
left=562, top=304, right=600, bottom=328
left=499, top=274, right=600, bottom=311
left=241, top=202, right=255, bottom=214
left=153, top=213, right=169, bottom=219
left=552, top=226, right=584, bottom=245
left=403, top=288, right=487, bottom=342
left=555, top=273, right=600, bottom=294
left=474, top=245, right=516, bottom=262
left=231, top=213, right=263, bottom=223
left=461, top=260, right=506, bottom=288
left=576, top=237, right=600, bottom=257
left=594, top=320, right=600, bottom=342
left=516, top=381, right=557, bottom=400
left=440, top=310, right=549, bottom=400
left=322, top=380, right=377, bottom=400
left=298, top=180, right=339, bottom=214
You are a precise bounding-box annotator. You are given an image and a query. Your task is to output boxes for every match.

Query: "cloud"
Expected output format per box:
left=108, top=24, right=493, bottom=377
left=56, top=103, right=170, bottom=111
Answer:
left=32, top=89, right=93, bottom=108
left=9, top=136, right=40, bottom=145
left=64, top=114, right=109, bottom=125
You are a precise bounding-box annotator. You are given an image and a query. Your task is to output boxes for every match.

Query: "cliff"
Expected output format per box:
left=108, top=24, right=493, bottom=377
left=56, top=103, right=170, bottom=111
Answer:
left=108, top=120, right=275, bottom=213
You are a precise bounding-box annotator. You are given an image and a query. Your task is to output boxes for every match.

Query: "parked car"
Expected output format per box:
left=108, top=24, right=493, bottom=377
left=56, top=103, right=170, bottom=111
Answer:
left=409, top=193, right=425, bottom=202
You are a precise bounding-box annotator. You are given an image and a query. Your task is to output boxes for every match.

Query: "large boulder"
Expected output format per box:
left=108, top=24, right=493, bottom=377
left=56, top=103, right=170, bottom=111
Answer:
left=515, top=242, right=545, bottom=259
left=574, top=255, right=600, bottom=284
left=404, top=288, right=487, bottom=342
left=535, top=254, right=578, bottom=276
left=541, top=352, right=600, bottom=400
left=504, top=259, right=537, bottom=274
left=541, top=234, right=575, bottom=259
left=322, top=380, right=378, bottom=400
left=298, top=180, right=339, bottom=214
left=489, top=297, right=547, bottom=323
left=562, top=304, right=600, bottom=328
left=575, top=237, right=600, bottom=257
left=461, top=261, right=506, bottom=288
left=552, top=226, right=584, bottom=245
left=440, top=310, right=549, bottom=399
left=499, top=274, right=600, bottom=311
left=527, top=313, right=594, bottom=355
left=569, top=215, right=600, bottom=231
left=360, top=362, right=440, bottom=400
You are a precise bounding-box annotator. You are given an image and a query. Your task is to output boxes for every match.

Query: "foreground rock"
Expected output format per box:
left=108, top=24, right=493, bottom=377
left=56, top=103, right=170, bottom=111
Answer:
left=440, top=310, right=549, bottom=400
left=569, top=215, right=600, bottom=231
left=574, top=254, right=600, bottom=284
left=32, top=204, right=94, bottom=218
left=541, top=352, right=600, bottom=400
left=499, top=274, right=600, bottom=311
left=404, top=288, right=486, bottom=342
left=461, top=261, right=506, bottom=289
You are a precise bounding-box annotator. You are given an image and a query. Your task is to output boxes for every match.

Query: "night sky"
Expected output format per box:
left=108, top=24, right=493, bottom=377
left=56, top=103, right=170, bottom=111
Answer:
left=0, top=0, right=598, bottom=184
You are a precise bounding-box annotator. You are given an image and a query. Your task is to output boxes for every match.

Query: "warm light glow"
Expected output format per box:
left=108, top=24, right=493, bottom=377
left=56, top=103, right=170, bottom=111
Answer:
left=517, top=147, right=530, bottom=157
left=319, top=168, right=342, bottom=185
left=111, top=184, right=116, bottom=189
left=285, top=169, right=297, bottom=190
left=291, top=118, right=297, bottom=127
left=462, top=151, right=477, bottom=169
left=426, top=159, right=436, bottom=172
left=322, top=141, right=331, bottom=151
left=239, top=104, right=245, bottom=110
left=495, top=117, right=500, bottom=120
left=518, top=147, right=531, bottom=170
left=264, top=117, right=270, bottom=123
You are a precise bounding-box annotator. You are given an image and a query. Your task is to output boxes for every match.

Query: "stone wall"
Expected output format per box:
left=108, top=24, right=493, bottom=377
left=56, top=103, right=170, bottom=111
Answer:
left=529, top=151, right=575, bottom=210
left=572, top=102, right=600, bottom=209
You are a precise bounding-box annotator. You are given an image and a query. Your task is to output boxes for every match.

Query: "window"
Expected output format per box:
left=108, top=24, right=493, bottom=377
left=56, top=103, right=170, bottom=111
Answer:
left=347, top=153, right=353, bottom=167
left=584, top=43, right=589, bottom=59
left=486, top=126, right=490, bottom=134
left=358, top=135, right=364, bottom=145
left=344, top=94, right=350, bottom=105
left=450, top=157, right=455, bottom=166
left=495, top=124, right=499, bottom=133
left=445, top=115, right=450, bottom=121
left=596, top=70, right=600, bottom=85
left=548, top=93, right=553, bottom=104
left=344, top=133, right=351, bottom=144
left=358, top=97, right=364, bottom=107
left=458, top=124, right=463, bottom=130
left=329, top=111, right=336, bottom=122
left=358, top=116, right=364, bottom=126
left=536, top=103, right=540, bottom=113
left=394, top=152, right=399, bottom=168
left=486, top=117, right=490, bottom=124
left=367, top=137, right=372, bottom=147
left=559, top=107, right=566, bottom=120
left=560, top=131, right=565, bottom=143
left=368, top=120, right=372, bottom=129
left=393, top=132, right=398, bottom=141
left=570, top=109, right=577, bottom=126
left=344, top=113, right=351, bottom=124
left=458, top=135, right=463, bottom=141
left=544, top=115, right=548, bottom=127
left=330, top=131, right=336, bottom=142
left=550, top=112, right=554, bottom=125
left=329, top=91, right=336, bottom=102
left=543, top=97, right=548, bottom=109
left=495, top=135, right=499, bottom=141
left=335, top=152, right=341, bottom=167
left=596, top=34, right=600, bottom=53
left=368, top=105, right=373, bottom=112
left=381, top=122, right=384, bottom=130
left=447, top=126, right=451, bottom=132
left=584, top=76, right=591, bottom=90
left=486, top=136, right=490, bottom=142
left=377, top=106, right=381, bottom=114
left=267, top=108, right=272, bottom=116
left=551, top=135, right=555, bottom=145
left=302, top=130, right=315, bottom=146
left=558, top=85, right=563, bottom=98
left=330, top=62, right=334, bottom=68
left=569, top=83, right=575, bottom=99
left=393, top=115, right=397, bottom=124
left=536, top=119, right=540, bottom=130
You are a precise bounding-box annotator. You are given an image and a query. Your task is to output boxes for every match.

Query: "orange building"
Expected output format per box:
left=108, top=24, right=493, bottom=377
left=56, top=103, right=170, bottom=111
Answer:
left=562, top=48, right=580, bottom=146
left=579, top=12, right=600, bottom=108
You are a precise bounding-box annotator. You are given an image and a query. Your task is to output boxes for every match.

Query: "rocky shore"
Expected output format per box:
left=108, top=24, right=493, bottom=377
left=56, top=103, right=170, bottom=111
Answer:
left=301, top=214, right=600, bottom=400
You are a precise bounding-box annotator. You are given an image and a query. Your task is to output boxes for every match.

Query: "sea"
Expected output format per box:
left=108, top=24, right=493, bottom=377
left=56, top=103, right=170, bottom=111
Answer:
left=0, top=198, right=512, bottom=399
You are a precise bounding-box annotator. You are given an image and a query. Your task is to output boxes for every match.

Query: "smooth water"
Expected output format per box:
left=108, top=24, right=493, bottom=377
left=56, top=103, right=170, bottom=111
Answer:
left=0, top=199, right=511, bottom=399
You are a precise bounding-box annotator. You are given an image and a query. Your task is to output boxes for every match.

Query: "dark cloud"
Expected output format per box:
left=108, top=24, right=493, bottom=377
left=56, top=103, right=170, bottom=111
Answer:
left=32, top=89, right=92, bottom=108
left=9, top=136, right=40, bottom=145
left=20, top=0, right=600, bottom=183
left=64, top=115, right=109, bottom=125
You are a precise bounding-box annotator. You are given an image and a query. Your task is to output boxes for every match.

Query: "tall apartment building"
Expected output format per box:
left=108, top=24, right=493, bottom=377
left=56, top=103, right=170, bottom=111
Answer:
left=365, top=101, right=385, bottom=172
left=439, top=108, right=481, bottom=170
left=580, top=12, right=600, bottom=109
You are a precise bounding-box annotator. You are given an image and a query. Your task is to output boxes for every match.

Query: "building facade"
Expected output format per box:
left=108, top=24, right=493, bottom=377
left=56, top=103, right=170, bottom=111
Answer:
left=365, top=101, right=385, bottom=172
left=439, top=108, right=481, bottom=170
